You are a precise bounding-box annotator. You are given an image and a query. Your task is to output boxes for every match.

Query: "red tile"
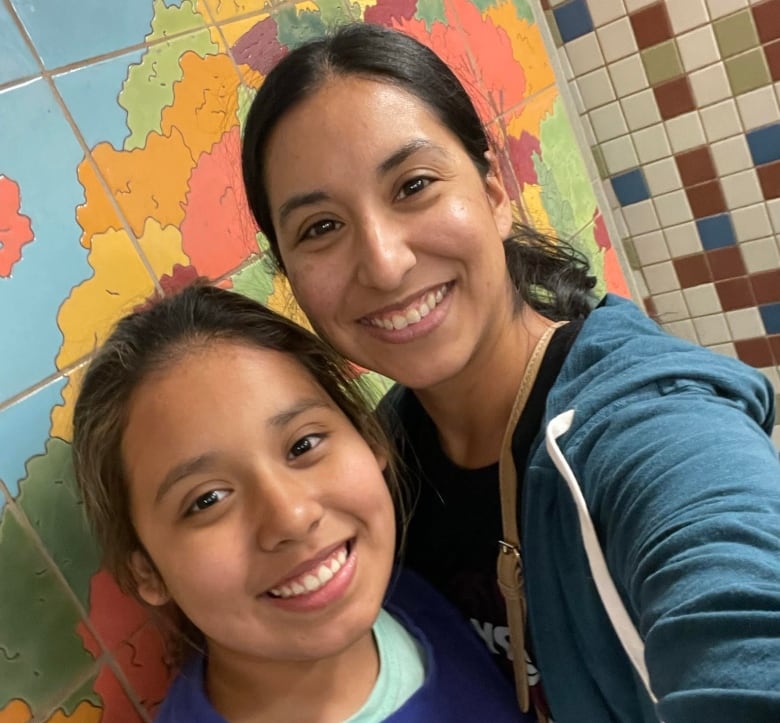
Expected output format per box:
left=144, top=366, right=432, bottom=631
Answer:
left=686, top=180, right=727, bottom=217
left=653, top=76, right=696, bottom=120
left=707, top=246, right=747, bottom=281
left=630, top=2, right=673, bottom=50
left=766, top=39, right=780, bottom=81
left=757, top=159, right=780, bottom=199
left=716, top=277, right=756, bottom=310
left=734, top=336, right=774, bottom=367
left=769, top=333, right=780, bottom=362
left=750, top=269, right=780, bottom=304
left=673, top=253, right=711, bottom=287
left=752, top=0, right=780, bottom=43
left=676, top=146, right=717, bottom=186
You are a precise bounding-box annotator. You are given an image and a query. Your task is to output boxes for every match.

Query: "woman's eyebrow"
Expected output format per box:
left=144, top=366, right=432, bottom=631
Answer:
left=278, top=190, right=330, bottom=226
left=377, top=138, right=452, bottom=177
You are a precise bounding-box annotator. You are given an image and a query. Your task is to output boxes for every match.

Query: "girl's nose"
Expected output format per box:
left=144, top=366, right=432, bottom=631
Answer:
left=354, top=218, right=416, bottom=291
left=253, top=476, right=324, bottom=551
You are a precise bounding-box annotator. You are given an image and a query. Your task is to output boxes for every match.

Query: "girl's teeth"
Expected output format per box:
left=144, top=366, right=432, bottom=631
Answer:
left=435, top=289, right=443, bottom=303
left=419, top=303, right=430, bottom=318
left=269, top=545, right=348, bottom=599
left=425, top=292, right=436, bottom=309
left=407, top=309, right=421, bottom=324
left=303, top=574, right=319, bottom=592
left=392, top=315, right=408, bottom=330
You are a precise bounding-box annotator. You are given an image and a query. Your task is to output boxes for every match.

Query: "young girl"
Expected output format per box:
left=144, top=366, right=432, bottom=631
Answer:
left=71, top=284, right=527, bottom=722
left=240, top=23, right=780, bottom=723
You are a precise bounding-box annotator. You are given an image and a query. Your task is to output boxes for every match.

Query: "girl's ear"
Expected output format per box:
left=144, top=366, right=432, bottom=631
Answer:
left=130, top=550, right=170, bottom=607
left=483, top=150, right=513, bottom=239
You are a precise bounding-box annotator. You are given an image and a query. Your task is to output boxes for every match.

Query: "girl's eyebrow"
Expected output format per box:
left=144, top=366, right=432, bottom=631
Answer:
left=267, top=398, right=331, bottom=428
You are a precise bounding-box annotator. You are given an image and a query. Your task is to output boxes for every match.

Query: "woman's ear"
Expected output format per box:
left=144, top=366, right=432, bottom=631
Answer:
left=483, top=150, right=513, bottom=239
left=130, top=550, right=170, bottom=607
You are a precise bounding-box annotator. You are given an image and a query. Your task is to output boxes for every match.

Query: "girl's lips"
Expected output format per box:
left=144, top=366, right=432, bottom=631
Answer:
left=266, top=540, right=348, bottom=591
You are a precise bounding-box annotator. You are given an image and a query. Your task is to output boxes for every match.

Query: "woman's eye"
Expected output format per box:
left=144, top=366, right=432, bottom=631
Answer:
left=187, top=489, right=230, bottom=515
left=301, top=219, right=341, bottom=240
left=397, top=177, right=430, bottom=200
left=288, top=434, right=324, bottom=459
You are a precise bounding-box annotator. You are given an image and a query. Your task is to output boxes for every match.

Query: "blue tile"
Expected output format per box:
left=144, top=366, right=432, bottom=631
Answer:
left=610, top=168, right=650, bottom=206
left=0, top=5, right=38, bottom=85
left=695, top=214, right=736, bottom=251
left=746, top=122, right=780, bottom=166
left=553, top=0, right=594, bottom=43
left=759, top=302, right=780, bottom=334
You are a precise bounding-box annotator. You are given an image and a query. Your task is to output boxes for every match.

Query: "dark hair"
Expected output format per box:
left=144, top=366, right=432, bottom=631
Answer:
left=241, top=23, right=596, bottom=320
left=72, top=283, right=401, bottom=622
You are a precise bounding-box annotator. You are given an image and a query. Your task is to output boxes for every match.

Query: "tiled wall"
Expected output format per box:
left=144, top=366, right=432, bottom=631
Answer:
left=541, top=0, right=780, bottom=445
left=0, top=0, right=626, bottom=720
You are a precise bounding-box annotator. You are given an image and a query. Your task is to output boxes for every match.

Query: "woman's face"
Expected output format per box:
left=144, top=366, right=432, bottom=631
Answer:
left=123, top=341, right=395, bottom=668
left=264, top=77, right=514, bottom=391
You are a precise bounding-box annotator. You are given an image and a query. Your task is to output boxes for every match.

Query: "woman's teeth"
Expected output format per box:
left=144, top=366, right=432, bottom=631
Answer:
left=269, top=546, right=348, bottom=599
left=369, top=284, right=448, bottom=330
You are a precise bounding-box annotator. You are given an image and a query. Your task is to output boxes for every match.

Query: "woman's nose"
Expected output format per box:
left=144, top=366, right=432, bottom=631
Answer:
left=354, top=217, right=416, bottom=290
left=253, top=476, right=324, bottom=551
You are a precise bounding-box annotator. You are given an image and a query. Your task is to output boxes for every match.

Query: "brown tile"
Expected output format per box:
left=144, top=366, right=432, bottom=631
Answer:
left=769, top=333, right=780, bottom=362
left=716, top=277, right=756, bottom=310
left=675, top=147, right=717, bottom=187
left=653, top=76, right=696, bottom=120
left=673, top=253, right=711, bottom=287
left=750, top=269, right=780, bottom=304
left=757, top=159, right=780, bottom=199
left=540, top=0, right=550, bottom=8
left=734, top=336, right=774, bottom=367
left=752, top=0, right=780, bottom=43
left=707, top=246, right=747, bottom=281
left=643, top=296, right=658, bottom=317
left=766, top=39, right=780, bottom=81
left=686, top=180, right=727, bottom=218
left=630, top=2, right=673, bottom=50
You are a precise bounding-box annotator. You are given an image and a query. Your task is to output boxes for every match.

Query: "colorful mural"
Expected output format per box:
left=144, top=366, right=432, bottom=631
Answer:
left=0, top=0, right=625, bottom=719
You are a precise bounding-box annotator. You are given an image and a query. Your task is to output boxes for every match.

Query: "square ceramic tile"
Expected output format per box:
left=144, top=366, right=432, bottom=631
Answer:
left=741, top=236, right=780, bottom=272
left=655, top=189, right=695, bottom=225
left=677, top=26, right=721, bottom=72
left=597, top=18, right=638, bottom=62
left=590, top=102, right=629, bottom=141
left=633, top=230, right=670, bottom=265
left=665, top=111, right=706, bottom=153
left=609, top=54, right=649, bottom=96
left=700, top=98, right=743, bottom=141
left=684, top=283, right=723, bottom=316
left=663, top=318, right=700, bottom=343
left=633, top=122, right=671, bottom=164
left=723, top=169, right=765, bottom=209
left=644, top=260, right=681, bottom=294
left=767, top=197, right=780, bottom=231
left=610, top=168, right=651, bottom=205
left=667, top=0, right=709, bottom=33
left=586, top=0, right=625, bottom=27
left=708, top=341, right=738, bottom=358
left=653, top=289, right=689, bottom=322
left=554, top=0, right=596, bottom=43
left=694, top=312, right=733, bottom=344
left=711, top=135, right=754, bottom=175
left=630, top=3, right=674, bottom=51
left=624, top=0, right=661, bottom=12
left=725, top=48, right=772, bottom=95
left=566, top=33, right=604, bottom=75
left=665, top=221, right=704, bottom=255
left=706, top=0, right=750, bottom=19
left=641, top=40, right=684, bottom=85
left=644, top=156, right=683, bottom=195
left=0, top=5, right=39, bottom=85
left=736, top=85, right=780, bottom=130
left=731, top=201, right=773, bottom=239
left=714, top=7, right=760, bottom=58
left=602, top=135, right=640, bottom=173
left=624, top=199, right=661, bottom=235
left=690, top=62, right=733, bottom=106
left=579, top=68, right=616, bottom=109
left=726, top=306, right=765, bottom=338
left=621, top=89, right=662, bottom=130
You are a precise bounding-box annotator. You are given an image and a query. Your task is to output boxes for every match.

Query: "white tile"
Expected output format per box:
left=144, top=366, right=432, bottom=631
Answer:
left=601, top=135, right=639, bottom=174
left=664, top=319, right=700, bottom=344
left=587, top=0, right=627, bottom=28
left=569, top=78, right=587, bottom=114
left=624, top=0, right=657, bottom=10
left=654, top=290, right=689, bottom=322
left=597, top=18, right=637, bottom=63
left=549, top=0, right=569, bottom=5
left=633, top=123, right=671, bottom=163
left=740, top=236, right=780, bottom=273
left=633, top=230, right=670, bottom=265
left=665, top=221, right=703, bottom=256
left=609, top=54, right=648, bottom=97
left=677, top=26, right=721, bottom=72
left=767, top=198, right=780, bottom=232
left=621, top=89, right=662, bottom=131
left=700, top=99, right=742, bottom=142
left=772, top=425, right=780, bottom=452
left=603, top=180, right=621, bottom=209
left=689, top=63, right=732, bottom=107
left=711, top=135, right=753, bottom=176
left=683, top=283, right=722, bottom=316
left=624, top=199, right=660, bottom=235
left=579, top=68, right=617, bottom=110
left=723, top=170, right=765, bottom=210
left=590, top=102, right=628, bottom=142
left=665, top=111, right=706, bottom=153
left=736, top=85, right=780, bottom=131
left=667, top=0, right=709, bottom=34
left=644, top=260, right=681, bottom=294
left=708, top=341, right=738, bottom=359
left=726, top=308, right=764, bottom=340
left=760, top=365, right=780, bottom=393
left=655, top=189, right=694, bottom=226
left=706, top=0, right=749, bottom=19
left=731, top=202, right=773, bottom=240
left=566, top=34, right=604, bottom=76
left=644, top=157, right=683, bottom=195
left=694, top=313, right=732, bottom=345
left=634, top=270, right=649, bottom=298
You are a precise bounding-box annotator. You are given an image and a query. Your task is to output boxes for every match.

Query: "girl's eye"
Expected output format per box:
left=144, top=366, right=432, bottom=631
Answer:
left=187, top=489, right=230, bottom=515
left=301, top=219, right=341, bottom=240
left=288, top=433, right=324, bottom=459
left=397, top=177, right=431, bottom=200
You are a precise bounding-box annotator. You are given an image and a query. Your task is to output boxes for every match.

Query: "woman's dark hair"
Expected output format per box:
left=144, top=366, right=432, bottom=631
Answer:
left=241, top=23, right=596, bottom=320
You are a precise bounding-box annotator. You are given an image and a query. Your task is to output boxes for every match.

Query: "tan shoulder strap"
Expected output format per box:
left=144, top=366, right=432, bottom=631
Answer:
left=497, top=321, right=566, bottom=714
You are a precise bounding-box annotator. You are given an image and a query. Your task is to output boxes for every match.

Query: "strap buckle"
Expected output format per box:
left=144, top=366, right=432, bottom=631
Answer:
left=498, top=539, right=520, bottom=558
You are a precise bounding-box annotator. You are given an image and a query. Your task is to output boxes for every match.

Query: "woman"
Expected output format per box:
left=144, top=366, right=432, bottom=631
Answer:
left=240, top=23, right=780, bottom=723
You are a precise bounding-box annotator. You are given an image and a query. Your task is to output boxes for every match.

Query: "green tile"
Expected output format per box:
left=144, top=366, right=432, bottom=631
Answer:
left=641, top=40, right=684, bottom=86
left=622, top=238, right=642, bottom=271
left=725, top=48, right=771, bottom=95
left=591, top=144, right=608, bottom=179
left=714, top=9, right=759, bottom=59
left=546, top=9, right=563, bottom=47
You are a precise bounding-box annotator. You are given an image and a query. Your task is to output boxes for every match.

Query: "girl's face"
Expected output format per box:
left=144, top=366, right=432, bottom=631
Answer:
left=122, top=341, right=395, bottom=667
left=264, top=77, right=514, bottom=391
